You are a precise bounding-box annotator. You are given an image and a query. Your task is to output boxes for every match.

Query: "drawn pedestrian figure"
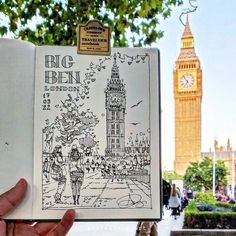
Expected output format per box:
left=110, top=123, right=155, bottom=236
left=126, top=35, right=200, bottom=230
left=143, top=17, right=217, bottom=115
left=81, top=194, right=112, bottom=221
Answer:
left=121, top=163, right=128, bottom=180
left=133, top=155, right=138, bottom=170
left=95, top=156, right=100, bottom=170
left=42, top=157, right=51, bottom=183
left=129, top=160, right=135, bottom=171
left=84, top=158, right=91, bottom=173
left=50, top=145, right=67, bottom=204
left=90, top=159, right=96, bottom=172
left=116, top=163, right=123, bottom=181
left=101, top=162, right=106, bottom=177
left=106, top=163, right=112, bottom=177
left=69, top=144, right=84, bottom=205
left=43, top=125, right=54, bottom=153
left=111, top=163, right=118, bottom=182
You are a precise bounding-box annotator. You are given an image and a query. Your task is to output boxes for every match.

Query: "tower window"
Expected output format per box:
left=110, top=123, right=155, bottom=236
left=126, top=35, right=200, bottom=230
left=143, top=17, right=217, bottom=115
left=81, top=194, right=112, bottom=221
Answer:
left=111, top=139, right=115, bottom=143
left=116, top=111, right=120, bottom=120
left=111, top=111, right=115, bottom=120
left=111, top=123, right=115, bottom=135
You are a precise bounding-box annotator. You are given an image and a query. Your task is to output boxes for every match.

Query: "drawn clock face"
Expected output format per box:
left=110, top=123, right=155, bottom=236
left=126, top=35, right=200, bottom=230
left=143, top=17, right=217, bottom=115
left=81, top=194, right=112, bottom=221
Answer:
left=180, top=73, right=195, bottom=89
left=111, top=95, right=120, bottom=105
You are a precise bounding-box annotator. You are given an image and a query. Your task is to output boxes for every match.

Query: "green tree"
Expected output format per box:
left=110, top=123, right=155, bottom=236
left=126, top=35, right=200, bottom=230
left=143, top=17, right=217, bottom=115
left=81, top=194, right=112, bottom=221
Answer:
left=0, top=0, right=183, bottom=46
left=184, top=157, right=228, bottom=192
left=163, top=170, right=183, bottom=183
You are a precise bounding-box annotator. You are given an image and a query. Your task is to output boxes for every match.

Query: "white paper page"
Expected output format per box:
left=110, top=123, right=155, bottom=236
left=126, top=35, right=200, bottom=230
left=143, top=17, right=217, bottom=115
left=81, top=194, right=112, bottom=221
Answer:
left=0, top=39, right=35, bottom=219
left=33, top=47, right=160, bottom=220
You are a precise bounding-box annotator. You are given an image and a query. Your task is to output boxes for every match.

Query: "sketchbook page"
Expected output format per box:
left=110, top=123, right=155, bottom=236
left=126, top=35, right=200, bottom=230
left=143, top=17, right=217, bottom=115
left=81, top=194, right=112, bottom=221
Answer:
left=0, top=39, right=35, bottom=219
left=33, top=47, right=161, bottom=220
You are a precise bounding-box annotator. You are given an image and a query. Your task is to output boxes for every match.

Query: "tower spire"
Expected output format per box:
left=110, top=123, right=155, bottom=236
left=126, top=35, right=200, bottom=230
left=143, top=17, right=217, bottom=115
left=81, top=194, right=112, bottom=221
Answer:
left=111, top=53, right=120, bottom=79
left=178, top=15, right=198, bottom=60
left=182, top=14, right=193, bottom=39
left=107, top=53, right=125, bottom=92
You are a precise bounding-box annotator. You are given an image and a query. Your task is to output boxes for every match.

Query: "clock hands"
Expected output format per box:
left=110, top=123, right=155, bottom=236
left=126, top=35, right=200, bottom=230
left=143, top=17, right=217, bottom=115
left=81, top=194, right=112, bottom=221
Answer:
left=180, top=74, right=195, bottom=89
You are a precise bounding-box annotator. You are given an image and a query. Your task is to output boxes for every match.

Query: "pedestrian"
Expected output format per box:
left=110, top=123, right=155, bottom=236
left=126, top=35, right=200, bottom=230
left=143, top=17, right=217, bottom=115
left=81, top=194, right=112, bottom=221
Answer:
left=69, top=144, right=84, bottom=205
left=42, top=156, right=51, bottom=183
left=111, top=163, right=118, bottom=182
left=90, top=159, right=96, bottom=172
left=163, top=180, right=171, bottom=210
left=50, top=145, right=67, bottom=204
left=168, top=184, right=181, bottom=219
left=85, top=158, right=91, bottom=173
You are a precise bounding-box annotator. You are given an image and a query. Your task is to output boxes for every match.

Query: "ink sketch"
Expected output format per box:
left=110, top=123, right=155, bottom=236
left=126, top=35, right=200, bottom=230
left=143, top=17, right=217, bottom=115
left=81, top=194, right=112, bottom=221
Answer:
left=34, top=47, right=160, bottom=219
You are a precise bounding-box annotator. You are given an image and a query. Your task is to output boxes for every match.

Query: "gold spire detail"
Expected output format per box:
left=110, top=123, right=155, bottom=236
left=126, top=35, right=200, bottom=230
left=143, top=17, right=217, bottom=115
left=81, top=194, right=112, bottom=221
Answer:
left=182, top=14, right=193, bottom=38
left=178, top=15, right=198, bottom=60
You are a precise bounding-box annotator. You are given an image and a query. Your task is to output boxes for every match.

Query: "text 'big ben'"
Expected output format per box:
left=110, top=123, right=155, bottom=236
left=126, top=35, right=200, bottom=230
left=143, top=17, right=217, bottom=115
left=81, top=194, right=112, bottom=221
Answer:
left=174, top=16, right=202, bottom=175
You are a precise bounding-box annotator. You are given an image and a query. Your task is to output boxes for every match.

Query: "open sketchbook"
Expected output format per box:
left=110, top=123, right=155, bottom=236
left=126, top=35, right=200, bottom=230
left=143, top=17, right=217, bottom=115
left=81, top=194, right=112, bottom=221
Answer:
left=0, top=39, right=161, bottom=221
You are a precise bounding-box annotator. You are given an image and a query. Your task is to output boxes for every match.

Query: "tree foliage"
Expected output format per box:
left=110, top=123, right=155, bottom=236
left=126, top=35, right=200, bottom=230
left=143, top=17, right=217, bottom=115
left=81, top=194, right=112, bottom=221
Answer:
left=184, top=157, right=228, bottom=192
left=53, top=94, right=99, bottom=147
left=163, top=170, right=183, bottom=182
left=0, top=0, right=183, bottom=46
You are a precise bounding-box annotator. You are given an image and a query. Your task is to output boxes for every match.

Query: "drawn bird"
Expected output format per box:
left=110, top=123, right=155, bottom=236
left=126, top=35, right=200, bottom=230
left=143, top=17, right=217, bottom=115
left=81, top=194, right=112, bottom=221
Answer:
left=130, top=100, right=143, bottom=108
left=130, top=122, right=140, bottom=125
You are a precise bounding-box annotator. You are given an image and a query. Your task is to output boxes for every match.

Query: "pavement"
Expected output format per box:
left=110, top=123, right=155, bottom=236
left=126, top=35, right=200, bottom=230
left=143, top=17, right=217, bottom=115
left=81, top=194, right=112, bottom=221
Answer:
left=68, top=208, right=184, bottom=236
left=43, top=168, right=151, bottom=210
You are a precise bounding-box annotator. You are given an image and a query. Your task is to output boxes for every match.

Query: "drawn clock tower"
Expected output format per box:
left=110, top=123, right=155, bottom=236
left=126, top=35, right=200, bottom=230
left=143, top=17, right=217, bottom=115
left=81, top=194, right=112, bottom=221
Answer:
left=105, top=54, right=126, bottom=157
left=173, top=16, right=202, bottom=175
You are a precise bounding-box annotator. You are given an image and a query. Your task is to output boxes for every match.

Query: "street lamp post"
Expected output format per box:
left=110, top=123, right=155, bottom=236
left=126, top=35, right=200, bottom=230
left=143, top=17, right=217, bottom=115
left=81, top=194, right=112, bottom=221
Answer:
left=212, top=151, right=216, bottom=196
left=232, top=151, right=235, bottom=199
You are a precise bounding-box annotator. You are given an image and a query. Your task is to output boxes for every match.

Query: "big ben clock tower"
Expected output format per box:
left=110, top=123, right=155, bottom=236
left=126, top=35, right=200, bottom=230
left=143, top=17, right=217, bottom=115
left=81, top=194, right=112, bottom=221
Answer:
left=105, top=54, right=126, bottom=157
left=174, top=16, right=202, bottom=175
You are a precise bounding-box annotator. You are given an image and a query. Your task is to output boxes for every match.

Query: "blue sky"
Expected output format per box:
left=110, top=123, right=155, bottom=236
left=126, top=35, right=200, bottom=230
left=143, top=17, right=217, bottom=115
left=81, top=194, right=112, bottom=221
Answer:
left=155, top=0, right=236, bottom=170
left=1, top=0, right=235, bottom=171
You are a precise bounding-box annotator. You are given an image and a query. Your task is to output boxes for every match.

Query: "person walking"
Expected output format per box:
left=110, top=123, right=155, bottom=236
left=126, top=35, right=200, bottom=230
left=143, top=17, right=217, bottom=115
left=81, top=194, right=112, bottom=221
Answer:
left=68, top=144, right=84, bottom=205
left=50, top=145, right=67, bottom=204
left=168, top=184, right=181, bottom=219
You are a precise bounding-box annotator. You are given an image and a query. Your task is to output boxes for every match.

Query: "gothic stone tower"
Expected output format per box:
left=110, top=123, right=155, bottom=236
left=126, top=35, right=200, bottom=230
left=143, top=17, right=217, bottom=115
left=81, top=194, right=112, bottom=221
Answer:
left=173, top=16, right=202, bottom=175
left=105, top=54, right=126, bottom=157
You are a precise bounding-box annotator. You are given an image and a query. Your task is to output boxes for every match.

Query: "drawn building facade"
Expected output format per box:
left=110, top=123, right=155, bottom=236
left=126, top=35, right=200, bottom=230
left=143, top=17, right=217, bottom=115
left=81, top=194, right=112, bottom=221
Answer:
left=173, top=16, right=202, bottom=175
left=105, top=54, right=126, bottom=157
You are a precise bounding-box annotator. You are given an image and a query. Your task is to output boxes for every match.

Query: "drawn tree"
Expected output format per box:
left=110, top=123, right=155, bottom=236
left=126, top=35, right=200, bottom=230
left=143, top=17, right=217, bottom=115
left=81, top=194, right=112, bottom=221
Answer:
left=54, top=94, right=99, bottom=148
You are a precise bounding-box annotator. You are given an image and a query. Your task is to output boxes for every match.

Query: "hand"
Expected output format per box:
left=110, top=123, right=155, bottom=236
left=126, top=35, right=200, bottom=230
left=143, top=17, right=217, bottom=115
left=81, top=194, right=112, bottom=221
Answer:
left=0, top=179, right=75, bottom=235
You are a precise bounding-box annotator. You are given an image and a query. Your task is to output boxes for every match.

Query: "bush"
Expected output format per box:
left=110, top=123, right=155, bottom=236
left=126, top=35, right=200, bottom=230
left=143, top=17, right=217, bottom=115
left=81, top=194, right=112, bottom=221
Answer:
left=194, top=192, right=215, bottom=204
left=184, top=192, right=236, bottom=229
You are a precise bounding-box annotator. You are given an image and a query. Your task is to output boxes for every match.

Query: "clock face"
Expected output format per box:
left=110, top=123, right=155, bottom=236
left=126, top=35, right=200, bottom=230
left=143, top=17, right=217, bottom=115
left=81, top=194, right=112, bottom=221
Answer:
left=111, top=95, right=120, bottom=105
left=180, top=73, right=195, bottom=89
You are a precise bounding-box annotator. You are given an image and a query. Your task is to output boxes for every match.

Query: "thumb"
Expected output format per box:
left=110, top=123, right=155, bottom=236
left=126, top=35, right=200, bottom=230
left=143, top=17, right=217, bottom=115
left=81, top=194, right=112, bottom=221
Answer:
left=0, top=220, right=6, bottom=236
left=0, top=179, right=27, bottom=217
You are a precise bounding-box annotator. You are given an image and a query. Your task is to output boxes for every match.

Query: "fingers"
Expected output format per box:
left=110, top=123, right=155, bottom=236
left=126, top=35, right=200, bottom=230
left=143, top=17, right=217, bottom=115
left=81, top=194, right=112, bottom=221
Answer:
left=34, top=222, right=57, bottom=235
left=49, top=209, right=75, bottom=236
left=0, top=179, right=27, bottom=217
